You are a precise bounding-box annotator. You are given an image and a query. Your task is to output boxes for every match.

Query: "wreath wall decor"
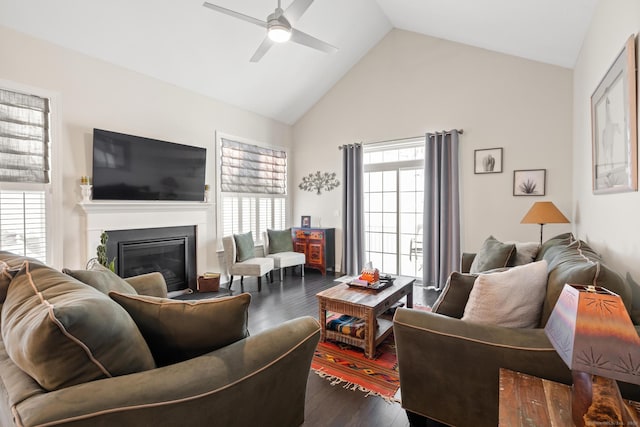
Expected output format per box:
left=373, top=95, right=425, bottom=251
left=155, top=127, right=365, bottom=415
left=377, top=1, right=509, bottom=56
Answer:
left=299, top=171, right=340, bottom=195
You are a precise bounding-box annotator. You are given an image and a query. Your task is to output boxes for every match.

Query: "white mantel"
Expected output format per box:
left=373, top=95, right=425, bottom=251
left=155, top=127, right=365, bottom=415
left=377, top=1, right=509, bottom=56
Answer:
left=78, top=201, right=213, bottom=274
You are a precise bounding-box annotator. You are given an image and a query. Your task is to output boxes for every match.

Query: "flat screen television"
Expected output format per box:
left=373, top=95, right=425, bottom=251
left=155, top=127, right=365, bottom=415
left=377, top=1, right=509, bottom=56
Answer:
left=92, top=129, right=206, bottom=201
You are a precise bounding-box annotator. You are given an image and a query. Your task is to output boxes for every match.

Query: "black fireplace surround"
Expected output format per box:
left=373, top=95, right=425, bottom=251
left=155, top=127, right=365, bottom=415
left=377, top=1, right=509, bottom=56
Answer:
left=105, top=226, right=196, bottom=292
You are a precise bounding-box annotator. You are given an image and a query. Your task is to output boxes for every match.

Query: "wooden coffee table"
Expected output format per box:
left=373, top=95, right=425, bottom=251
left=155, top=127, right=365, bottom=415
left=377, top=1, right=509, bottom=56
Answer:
left=316, top=276, right=414, bottom=358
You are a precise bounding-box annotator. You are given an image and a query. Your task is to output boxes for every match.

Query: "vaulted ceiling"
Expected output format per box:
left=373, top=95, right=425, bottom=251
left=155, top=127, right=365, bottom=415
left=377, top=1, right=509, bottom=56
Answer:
left=0, top=0, right=597, bottom=124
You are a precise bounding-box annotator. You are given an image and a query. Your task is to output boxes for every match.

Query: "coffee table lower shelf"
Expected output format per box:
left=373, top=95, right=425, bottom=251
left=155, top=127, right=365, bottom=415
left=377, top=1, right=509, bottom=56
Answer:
left=324, top=317, right=394, bottom=351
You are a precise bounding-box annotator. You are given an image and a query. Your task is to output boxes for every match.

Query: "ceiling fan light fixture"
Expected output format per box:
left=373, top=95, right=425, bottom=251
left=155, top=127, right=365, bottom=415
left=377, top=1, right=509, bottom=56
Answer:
left=268, top=24, right=291, bottom=42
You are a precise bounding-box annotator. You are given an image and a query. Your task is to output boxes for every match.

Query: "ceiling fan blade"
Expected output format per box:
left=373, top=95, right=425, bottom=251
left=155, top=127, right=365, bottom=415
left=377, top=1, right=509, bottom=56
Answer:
left=290, top=29, right=338, bottom=54
left=284, top=0, right=314, bottom=25
left=250, top=37, right=275, bottom=62
left=202, top=2, right=267, bottom=28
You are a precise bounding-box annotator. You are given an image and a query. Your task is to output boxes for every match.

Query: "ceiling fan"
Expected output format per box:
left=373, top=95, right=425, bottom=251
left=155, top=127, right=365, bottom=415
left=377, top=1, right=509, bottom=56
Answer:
left=202, top=0, right=338, bottom=62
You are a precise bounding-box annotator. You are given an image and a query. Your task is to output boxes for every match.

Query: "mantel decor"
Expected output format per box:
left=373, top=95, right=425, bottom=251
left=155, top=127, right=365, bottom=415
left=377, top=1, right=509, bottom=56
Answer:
left=591, top=34, right=637, bottom=194
left=298, top=171, right=340, bottom=194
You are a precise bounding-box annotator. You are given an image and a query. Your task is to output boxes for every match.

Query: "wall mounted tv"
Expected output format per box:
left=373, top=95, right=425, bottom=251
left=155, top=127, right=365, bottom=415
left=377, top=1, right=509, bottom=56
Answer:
left=92, top=129, right=206, bottom=201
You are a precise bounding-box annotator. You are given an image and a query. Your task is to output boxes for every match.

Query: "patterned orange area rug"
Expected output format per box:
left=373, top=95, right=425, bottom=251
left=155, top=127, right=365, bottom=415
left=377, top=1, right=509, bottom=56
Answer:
left=311, top=334, right=399, bottom=401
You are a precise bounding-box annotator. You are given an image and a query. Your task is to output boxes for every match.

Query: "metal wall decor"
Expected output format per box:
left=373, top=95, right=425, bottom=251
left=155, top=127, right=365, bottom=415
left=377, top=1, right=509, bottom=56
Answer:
left=298, top=171, right=340, bottom=195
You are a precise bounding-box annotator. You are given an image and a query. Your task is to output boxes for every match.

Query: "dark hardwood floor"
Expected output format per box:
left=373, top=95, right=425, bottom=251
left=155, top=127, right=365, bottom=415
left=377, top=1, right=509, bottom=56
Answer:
left=211, top=269, right=440, bottom=427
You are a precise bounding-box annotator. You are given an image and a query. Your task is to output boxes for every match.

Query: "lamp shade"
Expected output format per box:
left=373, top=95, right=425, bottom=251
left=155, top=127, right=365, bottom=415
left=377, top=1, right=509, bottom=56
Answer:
left=544, top=284, right=640, bottom=385
left=521, top=201, right=570, bottom=225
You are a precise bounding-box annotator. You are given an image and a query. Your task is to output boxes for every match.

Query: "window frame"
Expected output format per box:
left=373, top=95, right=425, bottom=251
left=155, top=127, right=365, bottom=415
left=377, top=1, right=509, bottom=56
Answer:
left=0, top=79, right=62, bottom=268
left=215, top=132, right=289, bottom=247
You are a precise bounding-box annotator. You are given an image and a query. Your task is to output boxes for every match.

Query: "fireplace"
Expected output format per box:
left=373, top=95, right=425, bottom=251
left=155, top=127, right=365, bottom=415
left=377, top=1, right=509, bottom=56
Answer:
left=105, top=226, right=197, bottom=292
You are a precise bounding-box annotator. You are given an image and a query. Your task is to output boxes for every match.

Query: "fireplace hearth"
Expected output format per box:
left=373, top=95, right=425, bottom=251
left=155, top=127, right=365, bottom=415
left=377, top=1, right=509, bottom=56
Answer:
left=105, top=226, right=197, bottom=292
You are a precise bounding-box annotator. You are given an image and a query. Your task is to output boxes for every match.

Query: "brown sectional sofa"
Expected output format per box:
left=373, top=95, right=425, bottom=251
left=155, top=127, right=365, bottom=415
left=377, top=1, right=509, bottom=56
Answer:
left=393, top=233, right=640, bottom=427
left=0, top=251, right=320, bottom=426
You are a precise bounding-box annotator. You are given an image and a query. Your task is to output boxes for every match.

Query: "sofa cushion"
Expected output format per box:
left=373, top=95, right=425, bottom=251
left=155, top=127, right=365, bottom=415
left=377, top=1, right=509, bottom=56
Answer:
left=267, top=228, right=294, bottom=254
left=469, top=236, right=516, bottom=273
left=0, top=252, right=44, bottom=304
left=432, top=272, right=477, bottom=319
left=109, top=292, right=251, bottom=366
left=462, top=260, right=548, bottom=328
left=540, top=239, right=630, bottom=327
left=63, top=264, right=137, bottom=296
left=1, top=262, right=156, bottom=391
left=234, top=231, right=255, bottom=262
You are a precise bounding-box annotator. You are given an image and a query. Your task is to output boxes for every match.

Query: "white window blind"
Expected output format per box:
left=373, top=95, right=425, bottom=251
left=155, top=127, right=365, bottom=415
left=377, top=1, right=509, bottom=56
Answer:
left=219, top=137, right=287, bottom=242
left=0, top=191, right=47, bottom=260
left=0, top=88, right=50, bottom=263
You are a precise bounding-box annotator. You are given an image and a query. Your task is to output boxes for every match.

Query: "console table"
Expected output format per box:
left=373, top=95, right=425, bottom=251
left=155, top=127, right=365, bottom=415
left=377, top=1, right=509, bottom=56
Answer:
left=291, top=227, right=335, bottom=275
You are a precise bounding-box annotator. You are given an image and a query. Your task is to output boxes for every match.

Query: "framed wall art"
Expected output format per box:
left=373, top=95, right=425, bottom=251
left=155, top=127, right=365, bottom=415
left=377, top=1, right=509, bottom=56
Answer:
left=301, top=215, right=311, bottom=228
left=474, top=148, right=503, bottom=174
left=591, top=34, right=637, bottom=194
left=513, top=169, right=546, bottom=196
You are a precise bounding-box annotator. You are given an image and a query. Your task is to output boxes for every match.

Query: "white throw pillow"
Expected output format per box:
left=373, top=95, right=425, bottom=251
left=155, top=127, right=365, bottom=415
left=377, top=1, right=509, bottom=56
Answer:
left=462, top=260, right=548, bottom=328
left=506, top=241, right=540, bottom=266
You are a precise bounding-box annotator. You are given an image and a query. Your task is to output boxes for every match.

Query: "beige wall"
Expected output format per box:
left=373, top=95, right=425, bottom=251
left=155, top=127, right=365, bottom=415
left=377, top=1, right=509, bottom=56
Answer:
left=0, top=25, right=292, bottom=271
left=573, top=0, right=640, bottom=305
left=293, top=29, right=573, bottom=272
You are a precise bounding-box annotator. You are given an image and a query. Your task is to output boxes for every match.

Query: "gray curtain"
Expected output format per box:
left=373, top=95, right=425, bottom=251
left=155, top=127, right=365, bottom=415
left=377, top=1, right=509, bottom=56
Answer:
left=423, top=130, right=460, bottom=289
left=341, top=144, right=365, bottom=276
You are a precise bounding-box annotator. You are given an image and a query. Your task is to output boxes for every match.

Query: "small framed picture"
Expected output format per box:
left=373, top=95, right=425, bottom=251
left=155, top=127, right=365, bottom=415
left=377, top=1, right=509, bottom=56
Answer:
left=513, top=169, right=546, bottom=196
left=474, top=148, right=503, bottom=174
left=301, top=215, right=311, bottom=228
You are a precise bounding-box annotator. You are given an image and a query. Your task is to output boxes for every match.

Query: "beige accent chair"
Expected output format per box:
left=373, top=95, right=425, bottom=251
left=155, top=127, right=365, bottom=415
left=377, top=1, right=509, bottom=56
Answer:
left=263, top=231, right=306, bottom=281
left=222, top=235, right=274, bottom=292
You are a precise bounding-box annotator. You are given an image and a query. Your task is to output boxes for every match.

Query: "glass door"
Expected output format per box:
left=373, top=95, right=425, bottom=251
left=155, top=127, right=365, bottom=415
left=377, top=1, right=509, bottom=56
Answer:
left=363, top=139, right=424, bottom=279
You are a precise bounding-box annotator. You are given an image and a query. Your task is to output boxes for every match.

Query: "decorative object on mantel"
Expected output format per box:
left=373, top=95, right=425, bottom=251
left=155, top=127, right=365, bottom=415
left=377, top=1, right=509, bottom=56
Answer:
left=520, top=201, right=569, bottom=245
left=513, top=169, right=546, bottom=196
left=591, top=34, right=637, bottom=194
left=80, top=176, right=92, bottom=202
left=474, top=148, right=503, bottom=174
left=544, top=284, right=640, bottom=426
left=96, top=231, right=116, bottom=272
left=299, top=171, right=340, bottom=194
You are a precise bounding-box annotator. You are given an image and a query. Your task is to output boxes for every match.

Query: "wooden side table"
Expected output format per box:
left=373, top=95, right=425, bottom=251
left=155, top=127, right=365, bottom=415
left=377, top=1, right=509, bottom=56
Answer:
left=498, top=369, right=640, bottom=426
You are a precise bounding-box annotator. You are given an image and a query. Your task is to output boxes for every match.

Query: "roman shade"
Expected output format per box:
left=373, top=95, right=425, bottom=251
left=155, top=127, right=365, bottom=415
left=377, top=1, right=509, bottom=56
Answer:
left=220, top=138, right=286, bottom=194
left=0, top=88, right=50, bottom=184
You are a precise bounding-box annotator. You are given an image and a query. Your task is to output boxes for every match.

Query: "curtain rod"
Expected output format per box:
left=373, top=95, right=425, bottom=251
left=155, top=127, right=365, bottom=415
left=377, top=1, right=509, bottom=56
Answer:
left=338, top=129, right=464, bottom=149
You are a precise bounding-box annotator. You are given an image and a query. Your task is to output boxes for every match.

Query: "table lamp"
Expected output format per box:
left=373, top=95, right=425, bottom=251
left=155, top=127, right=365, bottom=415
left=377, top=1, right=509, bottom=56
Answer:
left=544, top=284, right=640, bottom=426
left=521, top=201, right=570, bottom=245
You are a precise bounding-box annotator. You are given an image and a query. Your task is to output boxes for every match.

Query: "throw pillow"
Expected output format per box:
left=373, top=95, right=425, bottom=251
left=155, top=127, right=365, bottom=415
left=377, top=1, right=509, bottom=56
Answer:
left=267, top=228, right=294, bottom=254
left=1, top=262, right=156, bottom=391
left=63, top=264, right=137, bottom=296
left=536, top=232, right=574, bottom=261
left=0, top=251, right=44, bottom=304
left=432, top=272, right=478, bottom=319
left=109, top=292, right=251, bottom=366
left=506, top=241, right=540, bottom=266
left=234, top=231, right=255, bottom=262
left=462, top=260, right=548, bottom=328
left=469, top=236, right=516, bottom=273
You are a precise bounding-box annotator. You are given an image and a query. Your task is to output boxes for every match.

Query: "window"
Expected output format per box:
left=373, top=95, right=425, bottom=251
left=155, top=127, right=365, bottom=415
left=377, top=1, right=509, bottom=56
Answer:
left=363, top=138, right=425, bottom=278
left=218, top=135, right=287, bottom=243
left=0, top=87, right=51, bottom=263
